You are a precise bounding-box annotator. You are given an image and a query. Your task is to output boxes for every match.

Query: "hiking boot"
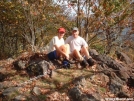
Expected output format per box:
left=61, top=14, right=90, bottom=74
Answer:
left=87, top=58, right=95, bottom=66
left=80, top=59, right=89, bottom=67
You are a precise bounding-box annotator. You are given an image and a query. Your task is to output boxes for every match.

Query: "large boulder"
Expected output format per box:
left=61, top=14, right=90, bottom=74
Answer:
left=115, top=51, right=132, bottom=64
left=2, top=87, right=21, bottom=100
left=26, top=60, right=55, bottom=77
left=73, top=76, right=86, bottom=87
left=14, top=95, right=27, bottom=101
left=89, top=49, right=99, bottom=59
left=94, top=54, right=132, bottom=82
left=69, top=87, right=99, bottom=101
left=13, top=60, right=28, bottom=70
left=0, top=73, right=6, bottom=82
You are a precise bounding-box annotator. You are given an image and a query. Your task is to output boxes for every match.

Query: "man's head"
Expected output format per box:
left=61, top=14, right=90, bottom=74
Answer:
left=72, top=27, right=79, bottom=38
left=58, top=27, right=65, bottom=38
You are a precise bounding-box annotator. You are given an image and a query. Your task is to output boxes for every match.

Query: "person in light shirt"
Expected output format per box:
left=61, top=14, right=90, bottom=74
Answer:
left=65, top=27, right=95, bottom=67
left=47, top=27, right=70, bottom=61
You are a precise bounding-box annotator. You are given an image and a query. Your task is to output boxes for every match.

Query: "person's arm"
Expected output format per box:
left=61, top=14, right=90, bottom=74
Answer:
left=65, top=36, right=70, bottom=44
left=82, top=38, right=88, bottom=48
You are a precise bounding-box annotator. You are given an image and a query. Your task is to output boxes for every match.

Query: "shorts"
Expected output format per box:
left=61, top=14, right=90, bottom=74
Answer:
left=47, top=50, right=58, bottom=60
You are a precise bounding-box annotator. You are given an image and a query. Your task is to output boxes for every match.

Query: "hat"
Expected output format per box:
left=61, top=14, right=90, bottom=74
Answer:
left=73, top=27, right=78, bottom=31
left=58, top=27, right=65, bottom=33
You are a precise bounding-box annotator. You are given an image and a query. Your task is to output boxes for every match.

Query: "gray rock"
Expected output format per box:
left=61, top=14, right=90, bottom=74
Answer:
left=109, top=79, right=122, bottom=94
left=73, top=76, right=86, bottom=87
left=115, top=51, right=132, bottom=64
left=14, top=95, right=27, bottom=101
left=13, top=60, right=27, bottom=70
left=69, top=87, right=82, bottom=101
left=2, top=87, right=20, bottom=98
left=117, top=92, right=129, bottom=98
left=80, top=94, right=99, bottom=101
left=0, top=81, right=14, bottom=89
left=89, top=49, right=99, bottom=58
left=26, top=60, right=54, bottom=77
left=32, top=87, right=41, bottom=95
left=90, top=73, right=109, bottom=86
left=69, top=87, right=99, bottom=101
left=0, top=66, right=6, bottom=72
left=0, top=73, right=5, bottom=82
left=7, top=58, right=14, bottom=63
left=127, top=76, right=134, bottom=87
left=0, top=83, right=4, bottom=89
left=94, top=54, right=132, bottom=84
left=38, top=60, right=52, bottom=75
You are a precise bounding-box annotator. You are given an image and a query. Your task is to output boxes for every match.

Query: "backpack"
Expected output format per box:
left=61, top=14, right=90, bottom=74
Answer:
left=62, top=60, right=70, bottom=69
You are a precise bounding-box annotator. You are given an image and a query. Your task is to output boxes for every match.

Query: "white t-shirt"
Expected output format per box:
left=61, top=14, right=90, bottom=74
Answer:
left=47, top=36, right=65, bottom=53
left=65, top=35, right=88, bottom=52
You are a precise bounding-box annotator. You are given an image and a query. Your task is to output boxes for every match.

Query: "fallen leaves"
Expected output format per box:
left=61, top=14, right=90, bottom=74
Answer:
left=46, top=92, right=70, bottom=101
left=40, top=88, right=50, bottom=94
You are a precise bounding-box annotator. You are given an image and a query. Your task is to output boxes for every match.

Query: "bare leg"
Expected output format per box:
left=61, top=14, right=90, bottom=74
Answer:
left=81, top=46, right=95, bottom=66
left=72, top=49, right=89, bottom=67
left=72, top=49, right=83, bottom=61
left=60, top=44, right=70, bottom=55
left=80, top=46, right=92, bottom=59
left=56, top=44, right=70, bottom=59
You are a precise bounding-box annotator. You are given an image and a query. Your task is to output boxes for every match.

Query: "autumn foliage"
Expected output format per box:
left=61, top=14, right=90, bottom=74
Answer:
left=0, top=0, right=134, bottom=61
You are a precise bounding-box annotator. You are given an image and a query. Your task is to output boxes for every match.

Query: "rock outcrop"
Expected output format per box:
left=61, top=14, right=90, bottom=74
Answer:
left=0, top=50, right=134, bottom=101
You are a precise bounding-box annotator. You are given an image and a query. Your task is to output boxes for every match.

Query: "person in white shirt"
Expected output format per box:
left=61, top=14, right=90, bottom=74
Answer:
left=65, top=27, right=95, bottom=67
left=47, top=27, right=70, bottom=61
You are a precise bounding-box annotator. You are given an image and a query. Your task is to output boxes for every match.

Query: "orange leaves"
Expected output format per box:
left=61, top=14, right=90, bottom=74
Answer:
left=40, top=88, right=50, bottom=94
left=107, top=17, right=115, bottom=25
left=56, top=82, right=63, bottom=89
left=46, top=92, right=69, bottom=101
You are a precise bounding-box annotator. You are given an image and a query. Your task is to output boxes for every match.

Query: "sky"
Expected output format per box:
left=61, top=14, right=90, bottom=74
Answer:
left=52, top=0, right=99, bottom=20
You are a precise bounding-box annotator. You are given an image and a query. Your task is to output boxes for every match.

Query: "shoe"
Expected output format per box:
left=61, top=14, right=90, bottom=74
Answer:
left=87, top=58, right=95, bottom=66
left=80, top=59, right=89, bottom=67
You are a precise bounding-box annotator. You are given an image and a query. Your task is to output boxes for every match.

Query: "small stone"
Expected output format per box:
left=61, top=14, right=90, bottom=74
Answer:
left=32, top=87, right=41, bottom=95
left=14, top=95, right=27, bottom=101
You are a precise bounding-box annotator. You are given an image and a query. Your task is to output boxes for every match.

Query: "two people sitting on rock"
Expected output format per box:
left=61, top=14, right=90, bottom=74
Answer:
left=47, top=27, right=95, bottom=67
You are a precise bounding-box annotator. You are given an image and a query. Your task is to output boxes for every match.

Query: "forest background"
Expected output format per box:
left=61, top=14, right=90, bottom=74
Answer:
left=0, top=0, right=134, bottom=61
